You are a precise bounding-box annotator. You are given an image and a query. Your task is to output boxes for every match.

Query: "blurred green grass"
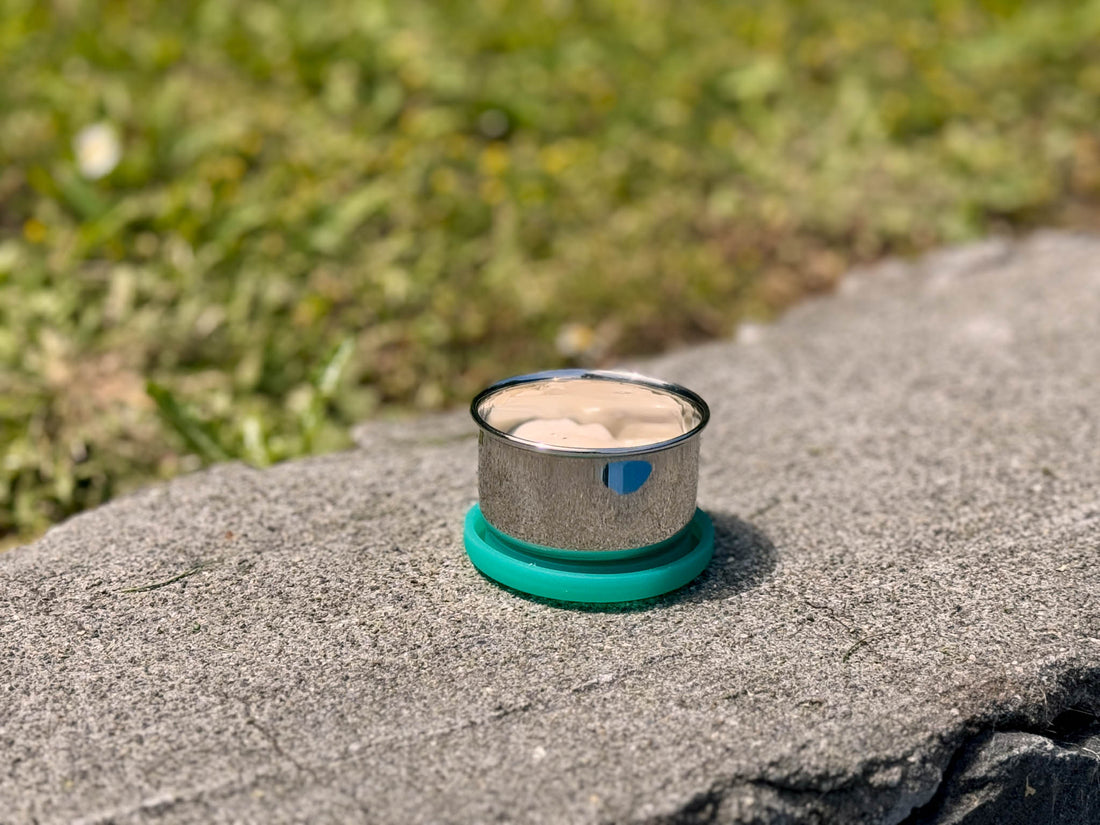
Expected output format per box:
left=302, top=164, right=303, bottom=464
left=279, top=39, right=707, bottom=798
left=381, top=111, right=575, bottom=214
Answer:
left=2, top=0, right=1099, bottom=543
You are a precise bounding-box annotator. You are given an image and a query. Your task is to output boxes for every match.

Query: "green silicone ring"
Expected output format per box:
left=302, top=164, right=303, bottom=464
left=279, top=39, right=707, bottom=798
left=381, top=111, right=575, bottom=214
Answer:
left=463, top=504, right=714, bottom=603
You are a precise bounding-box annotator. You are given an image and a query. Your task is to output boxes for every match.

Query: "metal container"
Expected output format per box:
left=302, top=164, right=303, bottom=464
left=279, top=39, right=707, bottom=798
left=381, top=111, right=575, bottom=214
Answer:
left=470, top=369, right=710, bottom=551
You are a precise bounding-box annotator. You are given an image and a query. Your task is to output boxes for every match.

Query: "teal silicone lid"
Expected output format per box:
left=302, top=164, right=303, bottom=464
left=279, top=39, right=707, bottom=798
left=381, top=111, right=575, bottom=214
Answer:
left=463, top=504, right=714, bottom=603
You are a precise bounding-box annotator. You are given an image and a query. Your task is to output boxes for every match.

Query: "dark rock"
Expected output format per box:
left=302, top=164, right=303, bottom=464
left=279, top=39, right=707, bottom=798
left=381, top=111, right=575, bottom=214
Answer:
left=907, top=712, right=1100, bottom=825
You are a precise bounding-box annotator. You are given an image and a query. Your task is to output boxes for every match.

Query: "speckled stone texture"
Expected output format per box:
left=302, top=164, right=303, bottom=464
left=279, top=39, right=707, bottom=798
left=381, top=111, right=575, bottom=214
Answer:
left=2, top=232, right=1099, bottom=825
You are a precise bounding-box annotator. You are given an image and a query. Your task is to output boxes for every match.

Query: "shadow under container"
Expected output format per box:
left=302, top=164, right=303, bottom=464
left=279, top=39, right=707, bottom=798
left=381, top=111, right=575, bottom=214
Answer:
left=464, top=369, right=714, bottom=603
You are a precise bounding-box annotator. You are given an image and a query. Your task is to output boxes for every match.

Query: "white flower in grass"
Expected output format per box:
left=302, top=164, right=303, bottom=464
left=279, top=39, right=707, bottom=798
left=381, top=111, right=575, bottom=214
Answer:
left=74, top=122, right=121, bottom=179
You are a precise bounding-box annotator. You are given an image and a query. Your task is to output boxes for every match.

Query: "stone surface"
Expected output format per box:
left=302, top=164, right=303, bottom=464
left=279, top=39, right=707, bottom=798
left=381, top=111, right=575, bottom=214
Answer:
left=3, top=231, right=1100, bottom=824
left=910, top=720, right=1100, bottom=825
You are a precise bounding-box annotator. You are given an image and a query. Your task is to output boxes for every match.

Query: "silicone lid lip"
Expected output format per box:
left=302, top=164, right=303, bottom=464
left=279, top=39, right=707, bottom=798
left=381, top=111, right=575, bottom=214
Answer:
left=464, top=504, right=714, bottom=604
left=469, top=369, right=711, bottom=458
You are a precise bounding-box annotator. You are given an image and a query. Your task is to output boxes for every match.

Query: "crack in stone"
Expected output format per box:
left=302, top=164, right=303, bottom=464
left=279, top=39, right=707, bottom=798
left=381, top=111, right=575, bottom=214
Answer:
left=899, top=708, right=1100, bottom=825
left=640, top=666, right=1100, bottom=825
left=72, top=771, right=281, bottom=825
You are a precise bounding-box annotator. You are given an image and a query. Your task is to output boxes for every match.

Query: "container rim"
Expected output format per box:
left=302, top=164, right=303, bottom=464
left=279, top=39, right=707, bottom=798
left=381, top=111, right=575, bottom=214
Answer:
left=469, top=369, right=710, bottom=457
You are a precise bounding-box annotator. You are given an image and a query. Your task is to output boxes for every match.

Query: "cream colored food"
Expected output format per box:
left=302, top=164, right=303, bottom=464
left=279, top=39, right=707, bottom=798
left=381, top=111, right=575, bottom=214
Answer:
left=480, top=376, right=699, bottom=448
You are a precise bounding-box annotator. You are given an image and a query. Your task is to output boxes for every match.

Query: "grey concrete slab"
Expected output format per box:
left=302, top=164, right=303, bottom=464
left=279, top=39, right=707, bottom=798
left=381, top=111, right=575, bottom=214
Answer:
left=2, top=231, right=1099, bottom=824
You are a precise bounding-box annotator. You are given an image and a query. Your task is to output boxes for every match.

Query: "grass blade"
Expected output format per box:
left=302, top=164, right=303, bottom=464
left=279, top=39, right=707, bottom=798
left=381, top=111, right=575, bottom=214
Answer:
left=315, top=337, right=355, bottom=401
left=146, top=382, right=232, bottom=463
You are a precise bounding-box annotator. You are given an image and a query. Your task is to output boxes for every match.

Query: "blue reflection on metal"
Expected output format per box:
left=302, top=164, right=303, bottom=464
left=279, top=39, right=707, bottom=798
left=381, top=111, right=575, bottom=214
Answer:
left=602, top=460, right=652, bottom=495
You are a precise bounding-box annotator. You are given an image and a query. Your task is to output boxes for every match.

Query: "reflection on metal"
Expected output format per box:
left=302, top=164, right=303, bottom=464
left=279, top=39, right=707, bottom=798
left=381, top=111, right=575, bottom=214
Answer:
left=470, top=370, right=709, bottom=551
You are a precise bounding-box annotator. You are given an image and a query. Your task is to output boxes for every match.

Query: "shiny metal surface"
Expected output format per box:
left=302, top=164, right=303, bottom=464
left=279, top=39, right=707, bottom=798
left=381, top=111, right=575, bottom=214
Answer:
left=471, top=370, right=709, bottom=551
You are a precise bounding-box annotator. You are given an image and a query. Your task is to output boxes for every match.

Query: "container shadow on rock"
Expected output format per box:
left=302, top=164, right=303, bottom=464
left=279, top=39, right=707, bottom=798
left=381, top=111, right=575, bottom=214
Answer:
left=484, top=510, right=777, bottom=613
